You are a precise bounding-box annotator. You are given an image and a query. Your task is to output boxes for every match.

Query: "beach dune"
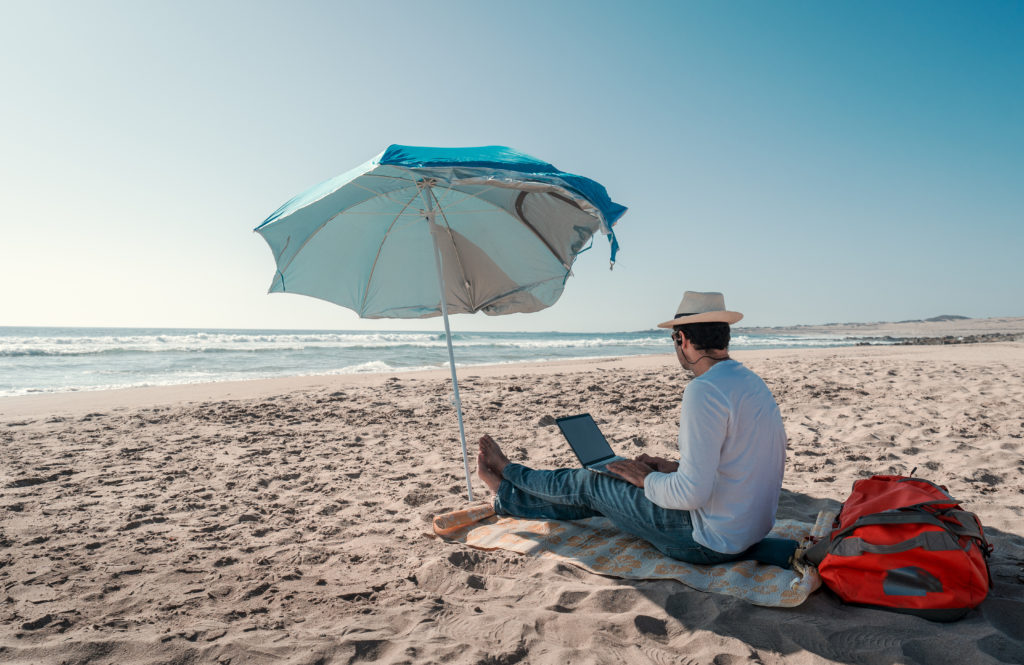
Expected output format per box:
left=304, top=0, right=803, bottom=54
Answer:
left=1, top=343, right=1023, bottom=664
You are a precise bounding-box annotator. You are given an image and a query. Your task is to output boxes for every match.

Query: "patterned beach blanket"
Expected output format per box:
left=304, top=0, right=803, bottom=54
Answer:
left=433, top=505, right=836, bottom=607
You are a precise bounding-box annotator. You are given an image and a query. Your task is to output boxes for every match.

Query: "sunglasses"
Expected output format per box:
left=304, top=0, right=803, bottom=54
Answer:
left=671, top=331, right=683, bottom=346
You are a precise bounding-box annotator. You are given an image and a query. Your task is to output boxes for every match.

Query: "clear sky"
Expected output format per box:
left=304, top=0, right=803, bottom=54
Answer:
left=2, top=1, right=1021, bottom=332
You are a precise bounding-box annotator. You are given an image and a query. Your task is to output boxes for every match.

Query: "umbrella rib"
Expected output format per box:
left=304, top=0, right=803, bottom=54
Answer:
left=344, top=179, right=421, bottom=208
left=513, top=191, right=571, bottom=270
left=427, top=183, right=502, bottom=210
left=359, top=172, right=414, bottom=181
left=359, top=188, right=423, bottom=315
left=429, top=187, right=571, bottom=313
left=474, top=274, right=565, bottom=312
left=328, top=208, right=506, bottom=216
left=429, top=187, right=476, bottom=311
left=278, top=180, right=418, bottom=276
left=439, top=184, right=574, bottom=272
left=379, top=164, right=505, bottom=210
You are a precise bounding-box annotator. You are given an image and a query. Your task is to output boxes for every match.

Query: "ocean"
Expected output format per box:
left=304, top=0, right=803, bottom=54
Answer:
left=0, top=326, right=866, bottom=397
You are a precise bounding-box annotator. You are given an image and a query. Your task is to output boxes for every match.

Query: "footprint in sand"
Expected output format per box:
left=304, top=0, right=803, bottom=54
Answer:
left=340, top=638, right=392, bottom=663
left=633, top=614, right=667, bottom=638
left=582, top=587, right=642, bottom=614
left=545, top=589, right=590, bottom=613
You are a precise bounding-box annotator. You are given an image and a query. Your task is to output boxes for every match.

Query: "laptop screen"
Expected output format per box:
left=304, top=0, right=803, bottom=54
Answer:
left=556, top=414, right=616, bottom=466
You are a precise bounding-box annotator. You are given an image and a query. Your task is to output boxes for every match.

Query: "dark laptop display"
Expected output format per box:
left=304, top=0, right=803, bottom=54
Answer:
left=555, top=414, right=627, bottom=479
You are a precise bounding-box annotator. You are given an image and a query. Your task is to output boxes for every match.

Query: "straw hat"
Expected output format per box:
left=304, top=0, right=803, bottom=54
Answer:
left=657, top=291, right=743, bottom=328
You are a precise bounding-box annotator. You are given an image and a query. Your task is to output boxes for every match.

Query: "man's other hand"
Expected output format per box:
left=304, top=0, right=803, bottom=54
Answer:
left=636, top=454, right=679, bottom=473
left=605, top=459, right=654, bottom=488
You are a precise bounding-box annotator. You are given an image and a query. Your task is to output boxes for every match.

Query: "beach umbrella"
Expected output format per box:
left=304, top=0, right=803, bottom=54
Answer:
left=254, top=145, right=626, bottom=500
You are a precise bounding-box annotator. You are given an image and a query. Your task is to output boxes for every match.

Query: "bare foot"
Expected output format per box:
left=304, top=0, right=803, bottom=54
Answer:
left=478, top=434, right=510, bottom=475
left=477, top=449, right=503, bottom=493
left=476, top=434, right=512, bottom=494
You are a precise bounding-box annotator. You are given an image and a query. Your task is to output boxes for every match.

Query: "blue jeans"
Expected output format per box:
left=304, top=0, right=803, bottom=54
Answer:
left=493, top=463, right=739, bottom=565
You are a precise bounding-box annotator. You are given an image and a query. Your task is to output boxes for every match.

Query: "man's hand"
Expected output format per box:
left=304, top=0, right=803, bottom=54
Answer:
left=636, top=454, right=679, bottom=474
left=605, top=459, right=655, bottom=488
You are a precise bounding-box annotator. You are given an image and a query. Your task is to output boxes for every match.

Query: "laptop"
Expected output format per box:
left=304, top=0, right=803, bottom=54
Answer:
left=555, top=413, right=628, bottom=479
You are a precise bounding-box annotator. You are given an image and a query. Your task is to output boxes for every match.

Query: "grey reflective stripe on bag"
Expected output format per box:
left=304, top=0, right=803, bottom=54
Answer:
left=831, top=531, right=962, bottom=557
left=828, top=509, right=949, bottom=545
left=827, top=507, right=989, bottom=558
left=942, top=510, right=986, bottom=542
left=804, top=537, right=829, bottom=566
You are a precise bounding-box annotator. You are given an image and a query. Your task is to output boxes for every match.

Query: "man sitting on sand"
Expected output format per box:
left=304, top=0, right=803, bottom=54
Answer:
left=477, top=291, right=787, bottom=564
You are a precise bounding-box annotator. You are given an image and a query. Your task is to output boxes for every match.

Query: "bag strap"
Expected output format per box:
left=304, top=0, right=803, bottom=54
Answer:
left=803, top=538, right=830, bottom=566
left=896, top=476, right=956, bottom=501
left=831, top=531, right=962, bottom=557
left=940, top=510, right=993, bottom=557
left=937, top=510, right=985, bottom=540
left=912, top=499, right=961, bottom=510
left=917, top=505, right=991, bottom=551
left=831, top=508, right=949, bottom=543
left=830, top=506, right=991, bottom=557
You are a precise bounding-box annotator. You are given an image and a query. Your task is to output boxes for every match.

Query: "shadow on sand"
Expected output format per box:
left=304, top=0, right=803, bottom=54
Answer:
left=625, top=488, right=1024, bottom=665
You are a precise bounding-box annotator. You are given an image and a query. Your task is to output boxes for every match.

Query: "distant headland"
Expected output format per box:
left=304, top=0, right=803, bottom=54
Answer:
left=737, top=315, right=1024, bottom=345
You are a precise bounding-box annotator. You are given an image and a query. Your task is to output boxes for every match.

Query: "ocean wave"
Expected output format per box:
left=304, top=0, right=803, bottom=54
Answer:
left=0, top=332, right=668, bottom=357
left=0, top=359, right=445, bottom=397
left=732, top=334, right=852, bottom=347
left=0, top=328, right=889, bottom=360
left=0, top=327, right=890, bottom=397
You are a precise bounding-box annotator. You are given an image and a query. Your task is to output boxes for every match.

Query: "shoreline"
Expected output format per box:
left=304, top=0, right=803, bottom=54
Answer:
left=4, top=331, right=1024, bottom=416
left=4, top=340, right=1023, bottom=421
left=5, top=316, right=1023, bottom=403
left=0, top=354, right=675, bottom=420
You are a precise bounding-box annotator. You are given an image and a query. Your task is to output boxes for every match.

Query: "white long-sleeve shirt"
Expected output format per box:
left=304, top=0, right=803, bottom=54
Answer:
left=643, top=359, right=787, bottom=554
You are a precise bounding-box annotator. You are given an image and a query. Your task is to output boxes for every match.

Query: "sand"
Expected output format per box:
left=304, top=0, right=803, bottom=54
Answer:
left=1, top=343, right=1023, bottom=664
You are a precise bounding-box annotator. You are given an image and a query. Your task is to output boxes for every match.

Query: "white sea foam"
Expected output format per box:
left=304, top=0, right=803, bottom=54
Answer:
left=0, top=326, right=883, bottom=396
left=731, top=333, right=867, bottom=348
left=0, top=331, right=454, bottom=356
left=327, top=360, right=418, bottom=374
left=1, top=331, right=670, bottom=356
left=0, top=360, right=453, bottom=397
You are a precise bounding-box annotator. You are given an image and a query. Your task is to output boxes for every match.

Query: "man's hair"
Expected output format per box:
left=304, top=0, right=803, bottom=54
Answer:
left=674, top=322, right=730, bottom=351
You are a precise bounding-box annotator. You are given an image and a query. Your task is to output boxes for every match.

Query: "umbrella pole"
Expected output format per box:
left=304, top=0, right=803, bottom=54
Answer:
left=423, top=190, right=474, bottom=502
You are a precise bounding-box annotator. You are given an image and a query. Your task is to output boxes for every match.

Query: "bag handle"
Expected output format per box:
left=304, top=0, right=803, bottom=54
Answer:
left=830, top=531, right=962, bottom=557
left=940, top=510, right=992, bottom=554
left=831, top=506, right=990, bottom=555
left=895, top=476, right=956, bottom=501
left=831, top=508, right=949, bottom=543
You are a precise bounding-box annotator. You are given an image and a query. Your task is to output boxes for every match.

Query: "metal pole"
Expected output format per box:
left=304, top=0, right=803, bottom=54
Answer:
left=421, top=183, right=474, bottom=502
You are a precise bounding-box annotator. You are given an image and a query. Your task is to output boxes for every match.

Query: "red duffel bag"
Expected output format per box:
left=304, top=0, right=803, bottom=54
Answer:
left=807, top=474, right=992, bottom=621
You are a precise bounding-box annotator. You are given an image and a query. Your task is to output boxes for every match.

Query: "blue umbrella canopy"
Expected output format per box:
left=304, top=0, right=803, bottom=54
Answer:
left=255, top=145, right=626, bottom=500
left=255, top=145, right=625, bottom=318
